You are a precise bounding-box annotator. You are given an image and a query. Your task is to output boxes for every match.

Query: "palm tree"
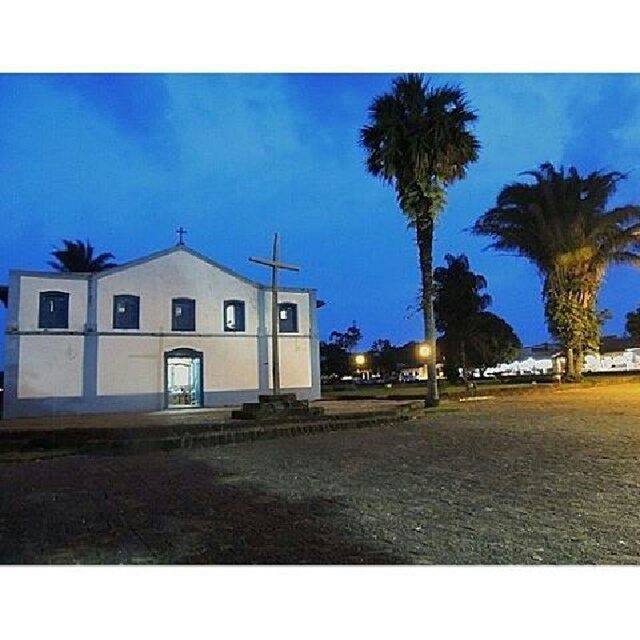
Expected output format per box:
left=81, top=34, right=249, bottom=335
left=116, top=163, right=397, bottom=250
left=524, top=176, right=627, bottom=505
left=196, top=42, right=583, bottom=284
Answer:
left=360, top=74, right=480, bottom=406
left=433, top=254, right=491, bottom=381
left=48, top=239, right=117, bottom=273
left=473, top=162, right=640, bottom=379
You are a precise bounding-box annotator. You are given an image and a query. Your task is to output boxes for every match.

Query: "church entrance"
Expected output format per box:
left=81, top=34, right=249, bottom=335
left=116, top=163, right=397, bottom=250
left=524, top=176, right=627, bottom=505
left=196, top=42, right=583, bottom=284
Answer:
left=164, top=348, right=204, bottom=408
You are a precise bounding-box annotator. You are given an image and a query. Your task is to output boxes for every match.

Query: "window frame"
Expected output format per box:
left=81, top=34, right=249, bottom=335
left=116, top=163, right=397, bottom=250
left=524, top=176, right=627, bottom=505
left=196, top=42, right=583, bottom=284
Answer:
left=112, top=294, right=140, bottom=330
left=171, top=297, right=196, bottom=332
left=278, top=302, right=298, bottom=334
left=223, top=299, right=246, bottom=332
left=38, top=291, right=70, bottom=329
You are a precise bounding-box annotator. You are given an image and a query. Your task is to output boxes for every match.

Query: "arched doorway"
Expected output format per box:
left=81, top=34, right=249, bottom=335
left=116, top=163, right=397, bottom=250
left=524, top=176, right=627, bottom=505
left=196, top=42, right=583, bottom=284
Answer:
left=164, top=348, right=204, bottom=408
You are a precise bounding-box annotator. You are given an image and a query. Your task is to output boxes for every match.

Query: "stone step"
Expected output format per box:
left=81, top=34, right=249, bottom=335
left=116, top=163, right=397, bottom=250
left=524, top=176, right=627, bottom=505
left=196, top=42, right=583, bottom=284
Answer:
left=251, top=401, right=310, bottom=411
left=231, top=405, right=324, bottom=421
left=258, top=394, right=300, bottom=404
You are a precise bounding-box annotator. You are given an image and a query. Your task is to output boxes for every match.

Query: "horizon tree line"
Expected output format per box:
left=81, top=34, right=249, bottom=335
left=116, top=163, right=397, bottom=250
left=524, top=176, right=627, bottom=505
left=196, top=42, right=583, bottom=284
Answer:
left=321, top=259, right=522, bottom=382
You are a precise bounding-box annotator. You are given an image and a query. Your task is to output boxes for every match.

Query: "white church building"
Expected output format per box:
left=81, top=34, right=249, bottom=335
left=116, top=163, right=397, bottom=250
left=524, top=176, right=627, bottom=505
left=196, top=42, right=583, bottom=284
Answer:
left=2, top=244, right=321, bottom=419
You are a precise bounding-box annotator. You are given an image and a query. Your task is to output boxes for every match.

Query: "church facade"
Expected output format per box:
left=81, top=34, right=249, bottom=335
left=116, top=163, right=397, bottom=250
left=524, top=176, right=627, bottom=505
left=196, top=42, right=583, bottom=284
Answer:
left=2, top=245, right=321, bottom=419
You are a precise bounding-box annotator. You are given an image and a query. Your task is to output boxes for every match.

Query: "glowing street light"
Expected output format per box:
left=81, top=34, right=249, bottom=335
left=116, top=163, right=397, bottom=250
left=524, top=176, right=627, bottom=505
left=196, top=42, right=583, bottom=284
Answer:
left=355, top=354, right=366, bottom=367
left=418, top=344, right=430, bottom=359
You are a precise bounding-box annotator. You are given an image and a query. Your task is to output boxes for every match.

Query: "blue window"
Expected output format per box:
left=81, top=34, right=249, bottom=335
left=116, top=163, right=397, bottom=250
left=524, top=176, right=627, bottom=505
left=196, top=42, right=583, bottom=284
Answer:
left=278, top=303, right=298, bottom=333
left=224, top=300, right=245, bottom=332
left=113, top=295, right=140, bottom=329
left=38, top=291, right=69, bottom=329
left=172, top=298, right=195, bottom=331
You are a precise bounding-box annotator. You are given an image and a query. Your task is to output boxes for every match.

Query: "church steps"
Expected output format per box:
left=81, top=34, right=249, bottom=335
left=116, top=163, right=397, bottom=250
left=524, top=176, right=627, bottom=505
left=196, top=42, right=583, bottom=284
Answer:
left=0, top=403, right=426, bottom=459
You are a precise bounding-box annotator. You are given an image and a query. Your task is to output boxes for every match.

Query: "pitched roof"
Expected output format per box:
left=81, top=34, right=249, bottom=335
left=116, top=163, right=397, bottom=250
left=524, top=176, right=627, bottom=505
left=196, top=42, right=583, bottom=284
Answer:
left=95, top=244, right=259, bottom=287
left=10, top=245, right=315, bottom=293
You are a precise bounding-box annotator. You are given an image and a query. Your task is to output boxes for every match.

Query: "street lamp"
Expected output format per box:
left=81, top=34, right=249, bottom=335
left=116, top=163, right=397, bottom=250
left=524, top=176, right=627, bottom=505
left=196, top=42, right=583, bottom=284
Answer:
left=353, top=353, right=367, bottom=382
left=418, top=343, right=429, bottom=359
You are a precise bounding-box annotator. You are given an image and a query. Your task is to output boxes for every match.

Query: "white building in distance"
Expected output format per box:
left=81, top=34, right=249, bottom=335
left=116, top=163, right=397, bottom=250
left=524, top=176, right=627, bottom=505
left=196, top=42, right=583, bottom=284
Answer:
left=480, top=340, right=640, bottom=378
left=2, top=245, right=321, bottom=418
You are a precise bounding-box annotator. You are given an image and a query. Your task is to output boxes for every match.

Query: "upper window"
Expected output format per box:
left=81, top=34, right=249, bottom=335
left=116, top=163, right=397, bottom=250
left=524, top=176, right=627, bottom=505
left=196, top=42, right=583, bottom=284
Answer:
left=224, top=300, right=246, bottom=332
left=278, top=303, right=298, bottom=333
left=172, top=298, right=196, bottom=331
left=113, top=295, right=140, bottom=329
left=38, top=291, right=69, bottom=329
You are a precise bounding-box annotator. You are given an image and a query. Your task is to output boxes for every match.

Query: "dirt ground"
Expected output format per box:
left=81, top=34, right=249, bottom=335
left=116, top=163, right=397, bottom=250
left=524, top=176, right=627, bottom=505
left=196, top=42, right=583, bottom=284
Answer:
left=1, top=383, right=640, bottom=564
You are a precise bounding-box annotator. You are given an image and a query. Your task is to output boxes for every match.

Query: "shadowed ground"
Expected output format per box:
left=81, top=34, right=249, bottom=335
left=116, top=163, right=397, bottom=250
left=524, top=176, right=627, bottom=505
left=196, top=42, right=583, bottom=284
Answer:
left=1, top=384, right=640, bottom=564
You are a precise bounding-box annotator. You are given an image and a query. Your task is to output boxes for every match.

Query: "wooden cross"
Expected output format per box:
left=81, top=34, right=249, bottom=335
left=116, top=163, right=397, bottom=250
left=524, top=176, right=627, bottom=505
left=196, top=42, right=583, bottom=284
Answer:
left=176, top=226, right=187, bottom=245
left=249, top=233, right=300, bottom=396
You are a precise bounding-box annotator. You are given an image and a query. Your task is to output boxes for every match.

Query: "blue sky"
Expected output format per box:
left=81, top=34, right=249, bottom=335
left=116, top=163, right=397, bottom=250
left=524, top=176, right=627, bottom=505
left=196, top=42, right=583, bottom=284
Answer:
left=2, top=73, right=640, bottom=365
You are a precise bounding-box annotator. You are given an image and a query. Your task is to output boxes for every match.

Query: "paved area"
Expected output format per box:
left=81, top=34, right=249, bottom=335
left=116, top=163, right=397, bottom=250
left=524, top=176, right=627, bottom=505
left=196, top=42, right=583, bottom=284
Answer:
left=0, top=399, right=413, bottom=433
left=1, top=384, right=640, bottom=564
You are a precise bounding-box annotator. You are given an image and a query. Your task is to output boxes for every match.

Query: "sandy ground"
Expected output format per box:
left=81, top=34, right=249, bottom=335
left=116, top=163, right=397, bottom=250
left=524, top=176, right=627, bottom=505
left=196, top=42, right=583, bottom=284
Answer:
left=1, top=383, right=640, bottom=564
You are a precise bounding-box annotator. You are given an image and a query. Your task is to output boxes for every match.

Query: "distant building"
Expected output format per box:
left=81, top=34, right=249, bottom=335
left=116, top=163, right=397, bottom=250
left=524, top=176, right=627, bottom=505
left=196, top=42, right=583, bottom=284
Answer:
left=2, top=245, right=321, bottom=418
left=481, top=336, right=640, bottom=378
left=482, top=342, right=562, bottom=377
left=398, top=364, right=428, bottom=382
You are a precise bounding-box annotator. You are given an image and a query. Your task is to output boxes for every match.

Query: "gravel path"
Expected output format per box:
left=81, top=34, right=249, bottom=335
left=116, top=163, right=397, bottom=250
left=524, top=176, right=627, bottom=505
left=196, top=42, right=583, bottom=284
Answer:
left=1, top=384, right=640, bottom=564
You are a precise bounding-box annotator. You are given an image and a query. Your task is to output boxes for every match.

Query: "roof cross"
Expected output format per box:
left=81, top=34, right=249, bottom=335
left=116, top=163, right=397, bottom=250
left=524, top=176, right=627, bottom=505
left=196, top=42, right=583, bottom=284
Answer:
left=176, top=226, right=187, bottom=245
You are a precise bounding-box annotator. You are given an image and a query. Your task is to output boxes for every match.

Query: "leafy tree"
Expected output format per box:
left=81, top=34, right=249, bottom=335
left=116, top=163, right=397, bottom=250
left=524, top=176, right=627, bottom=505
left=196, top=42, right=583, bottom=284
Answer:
left=49, top=239, right=117, bottom=273
left=320, top=322, right=363, bottom=380
left=370, top=339, right=398, bottom=375
left=320, top=341, right=350, bottom=379
left=625, top=307, right=640, bottom=344
left=329, top=321, right=362, bottom=353
left=463, top=312, right=522, bottom=375
left=361, top=74, right=480, bottom=405
left=433, top=253, right=491, bottom=380
left=473, top=163, right=640, bottom=380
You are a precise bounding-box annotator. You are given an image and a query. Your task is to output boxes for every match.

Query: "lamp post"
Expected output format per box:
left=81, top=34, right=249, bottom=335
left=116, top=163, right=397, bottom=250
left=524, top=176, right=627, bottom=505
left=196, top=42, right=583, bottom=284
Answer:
left=418, top=343, right=430, bottom=381
left=354, top=353, right=366, bottom=381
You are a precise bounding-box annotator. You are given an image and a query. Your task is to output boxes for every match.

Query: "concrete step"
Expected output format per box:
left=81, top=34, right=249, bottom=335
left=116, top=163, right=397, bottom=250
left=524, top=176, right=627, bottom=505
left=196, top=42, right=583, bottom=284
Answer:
left=232, top=394, right=319, bottom=421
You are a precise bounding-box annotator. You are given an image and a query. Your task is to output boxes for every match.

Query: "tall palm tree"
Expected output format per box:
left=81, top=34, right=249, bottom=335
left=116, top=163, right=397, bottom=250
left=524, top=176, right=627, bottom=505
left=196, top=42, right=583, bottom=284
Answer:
left=473, top=162, right=640, bottom=379
left=48, top=239, right=117, bottom=273
left=360, top=74, right=480, bottom=405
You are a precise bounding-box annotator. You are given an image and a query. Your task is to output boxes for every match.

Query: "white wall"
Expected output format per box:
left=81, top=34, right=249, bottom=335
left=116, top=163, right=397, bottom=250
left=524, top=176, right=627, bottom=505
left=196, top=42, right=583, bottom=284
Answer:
left=11, top=249, right=317, bottom=407
left=95, top=252, right=314, bottom=392
left=96, top=251, right=259, bottom=334
left=18, top=335, right=84, bottom=398
left=18, top=276, right=88, bottom=332
left=97, top=335, right=260, bottom=396
left=264, top=290, right=310, bottom=335
left=263, top=290, right=313, bottom=388
left=267, top=337, right=312, bottom=389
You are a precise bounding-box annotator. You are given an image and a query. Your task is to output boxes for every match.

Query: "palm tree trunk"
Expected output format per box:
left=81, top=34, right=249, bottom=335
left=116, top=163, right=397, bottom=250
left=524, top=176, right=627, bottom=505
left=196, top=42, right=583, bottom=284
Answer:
left=416, top=216, right=439, bottom=407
